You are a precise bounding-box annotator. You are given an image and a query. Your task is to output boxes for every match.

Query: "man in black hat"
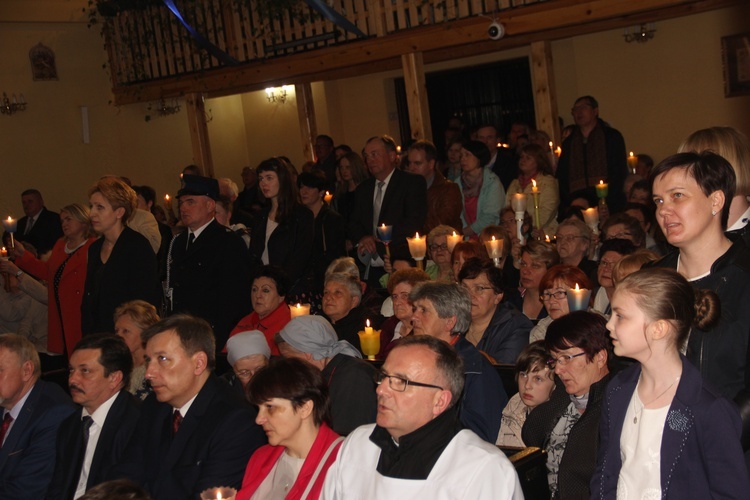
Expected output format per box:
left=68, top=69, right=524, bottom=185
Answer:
left=165, top=175, right=252, bottom=350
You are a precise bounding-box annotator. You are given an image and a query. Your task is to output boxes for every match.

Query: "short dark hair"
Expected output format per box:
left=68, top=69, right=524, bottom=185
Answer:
left=515, top=340, right=552, bottom=382
left=297, top=170, right=328, bottom=192
left=73, top=334, right=133, bottom=390
left=365, top=135, right=398, bottom=154
left=390, top=335, right=464, bottom=408
left=21, top=188, right=42, bottom=198
left=457, top=257, right=504, bottom=294
left=649, top=151, right=736, bottom=229
left=80, top=479, right=151, bottom=500
left=545, top=311, right=611, bottom=364
left=133, top=185, right=156, bottom=206
left=601, top=213, right=646, bottom=248
left=408, top=140, right=438, bottom=163
left=141, top=314, right=216, bottom=370
left=253, top=265, right=291, bottom=297
left=315, top=135, right=334, bottom=148
left=248, top=357, right=330, bottom=427
left=575, top=95, right=599, bottom=109
left=599, top=238, right=637, bottom=258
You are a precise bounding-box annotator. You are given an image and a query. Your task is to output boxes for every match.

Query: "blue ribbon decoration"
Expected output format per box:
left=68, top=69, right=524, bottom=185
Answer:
left=161, top=0, right=365, bottom=67
left=161, top=0, right=240, bottom=66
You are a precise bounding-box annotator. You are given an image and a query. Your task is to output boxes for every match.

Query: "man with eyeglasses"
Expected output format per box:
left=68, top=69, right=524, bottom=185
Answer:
left=554, top=218, right=598, bottom=286
left=556, top=95, right=628, bottom=213
left=322, top=335, right=523, bottom=499
left=593, top=238, right=636, bottom=316
left=408, top=281, right=506, bottom=442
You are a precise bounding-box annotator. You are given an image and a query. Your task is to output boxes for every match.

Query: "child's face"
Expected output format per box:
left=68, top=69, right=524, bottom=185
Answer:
left=606, top=290, right=651, bottom=361
left=517, top=364, right=555, bottom=409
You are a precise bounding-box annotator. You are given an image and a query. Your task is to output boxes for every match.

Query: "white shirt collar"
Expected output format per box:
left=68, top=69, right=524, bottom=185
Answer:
left=189, top=218, right=215, bottom=240
left=174, top=393, right=199, bottom=418
left=727, top=205, right=750, bottom=232
left=82, top=390, right=120, bottom=427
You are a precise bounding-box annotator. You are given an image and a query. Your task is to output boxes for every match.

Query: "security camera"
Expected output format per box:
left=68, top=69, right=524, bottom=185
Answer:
left=488, top=21, right=505, bottom=40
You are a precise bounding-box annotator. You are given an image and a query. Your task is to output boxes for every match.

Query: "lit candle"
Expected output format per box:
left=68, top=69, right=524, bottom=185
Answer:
left=582, top=207, right=599, bottom=226
left=484, top=236, right=503, bottom=259
left=567, top=283, right=592, bottom=312
left=548, top=141, right=554, bottom=151
left=358, top=319, right=380, bottom=360
left=289, top=303, right=311, bottom=318
left=2, top=216, right=17, bottom=233
left=627, top=152, right=638, bottom=174
left=164, top=194, right=172, bottom=209
left=1, top=247, right=7, bottom=260
left=596, top=180, right=609, bottom=199
left=199, top=487, right=237, bottom=500
left=545, top=234, right=550, bottom=243
left=406, top=232, right=427, bottom=269
left=511, top=193, right=527, bottom=213
left=496, top=141, right=503, bottom=149
left=396, top=145, right=402, bottom=154
left=554, top=146, right=562, bottom=158
left=446, top=231, right=462, bottom=253
left=376, top=224, right=392, bottom=243
left=531, top=179, right=541, bottom=231
left=324, top=191, right=333, bottom=204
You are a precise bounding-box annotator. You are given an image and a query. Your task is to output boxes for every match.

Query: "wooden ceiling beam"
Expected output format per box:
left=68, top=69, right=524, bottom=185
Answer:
left=111, top=0, right=741, bottom=105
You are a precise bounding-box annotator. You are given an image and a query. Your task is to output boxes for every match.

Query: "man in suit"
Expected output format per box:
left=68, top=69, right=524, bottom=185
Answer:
left=166, top=175, right=252, bottom=351
left=15, top=188, right=63, bottom=255
left=405, top=140, right=462, bottom=234
left=47, top=334, right=140, bottom=500
left=313, top=134, right=338, bottom=192
left=348, top=135, right=427, bottom=286
left=114, top=314, right=265, bottom=498
left=0, top=333, right=76, bottom=497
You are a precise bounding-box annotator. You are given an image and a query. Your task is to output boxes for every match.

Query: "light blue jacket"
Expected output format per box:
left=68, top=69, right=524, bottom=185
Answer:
left=455, top=167, right=505, bottom=234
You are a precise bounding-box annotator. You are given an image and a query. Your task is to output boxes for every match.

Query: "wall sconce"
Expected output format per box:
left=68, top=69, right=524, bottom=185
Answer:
left=1, top=92, right=27, bottom=115
left=265, top=85, right=292, bottom=104
left=623, top=23, right=656, bottom=43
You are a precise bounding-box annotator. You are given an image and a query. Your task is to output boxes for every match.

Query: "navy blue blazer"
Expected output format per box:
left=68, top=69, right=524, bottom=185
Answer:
left=46, top=390, right=140, bottom=500
left=17, top=207, right=63, bottom=255
left=592, top=356, right=750, bottom=498
left=0, top=380, right=76, bottom=497
left=113, top=374, right=265, bottom=499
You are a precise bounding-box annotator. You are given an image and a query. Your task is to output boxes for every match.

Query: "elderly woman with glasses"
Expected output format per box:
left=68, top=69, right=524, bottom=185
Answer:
left=522, top=311, right=613, bottom=499
left=512, top=240, right=559, bottom=323
left=425, top=225, right=459, bottom=281
left=530, top=265, right=593, bottom=343
left=458, top=258, right=532, bottom=364
left=226, top=330, right=271, bottom=396
left=592, top=238, right=636, bottom=316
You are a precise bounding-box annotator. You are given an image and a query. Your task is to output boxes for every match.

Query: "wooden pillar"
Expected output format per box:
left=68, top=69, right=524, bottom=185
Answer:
left=185, top=92, right=214, bottom=177
left=295, top=83, right=317, bottom=164
left=401, top=51, right=432, bottom=143
left=530, top=41, right=560, bottom=145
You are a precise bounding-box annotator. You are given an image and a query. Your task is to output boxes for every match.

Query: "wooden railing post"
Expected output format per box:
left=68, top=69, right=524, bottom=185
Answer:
left=401, top=51, right=433, bottom=143
left=295, top=83, right=318, bottom=164
left=185, top=92, right=215, bottom=177
left=530, top=41, right=560, bottom=145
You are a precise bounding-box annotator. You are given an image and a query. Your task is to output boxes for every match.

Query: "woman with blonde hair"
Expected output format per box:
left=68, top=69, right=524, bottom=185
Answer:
left=82, top=177, right=162, bottom=334
left=114, top=300, right=159, bottom=400
left=11, top=203, right=96, bottom=359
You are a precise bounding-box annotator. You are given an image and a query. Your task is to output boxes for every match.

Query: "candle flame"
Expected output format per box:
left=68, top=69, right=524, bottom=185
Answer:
left=296, top=303, right=301, bottom=308
left=381, top=223, right=386, bottom=229
left=165, top=194, right=170, bottom=200
left=415, top=232, right=420, bottom=239
left=452, top=231, right=457, bottom=236
left=545, top=235, right=550, bottom=242
left=366, top=319, right=371, bottom=328
left=6, top=216, right=11, bottom=222
left=548, top=141, right=553, bottom=148
left=575, top=283, right=580, bottom=291
left=532, top=179, right=537, bottom=188
left=1, top=247, right=5, bottom=251
left=599, top=180, right=604, bottom=185
left=629, top=151, right=634, bottom=158
left=491, top=236, right=496, bottom=241
left=217, top=493, right=222, bottom=500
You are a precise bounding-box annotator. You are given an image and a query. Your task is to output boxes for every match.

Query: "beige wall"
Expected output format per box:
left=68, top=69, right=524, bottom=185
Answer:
left=0, top=4, right=747, bottom=221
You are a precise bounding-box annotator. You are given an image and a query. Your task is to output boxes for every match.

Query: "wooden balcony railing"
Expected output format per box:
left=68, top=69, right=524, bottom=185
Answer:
left=100, top=0, right=549, bottom=87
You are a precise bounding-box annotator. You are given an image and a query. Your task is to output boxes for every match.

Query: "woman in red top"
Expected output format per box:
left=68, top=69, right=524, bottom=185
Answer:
left=12, top=203, right=95, bottom=358
left=237, top=357, right=342, bottom=500
left=228, top=265, right=291, bottom=355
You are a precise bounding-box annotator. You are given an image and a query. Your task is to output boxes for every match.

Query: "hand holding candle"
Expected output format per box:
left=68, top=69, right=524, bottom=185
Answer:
left=377, top=224, right=393, bottom=258
left=3, top=216, right=17, bottom=248
left=567, top=283, right=591, bottom=312
left=627, top=152, right=638, bottom=174
left=358, top=319, right=381, bottom=360
left=406, top=232, right=427, bottom=269
left=324, top=191, right=333, bottom=204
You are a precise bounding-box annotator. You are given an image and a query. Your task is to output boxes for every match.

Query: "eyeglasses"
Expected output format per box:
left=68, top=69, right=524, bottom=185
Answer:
left=607, top=232, right=632, bottom=240
left=547, top=352, right=586, bottom=367
left=555, top=235, right=585, bottom=243
left=234, top=369, right=258, bottom=379
left=376, top=371, right=444, bottom=392
left=540, top=290, right=567, bottom=301
left=429, top=243, right=448, bottom=252
left=461, top=284, right=495, bottom=295
left=599, top=259, right=618, bottom=268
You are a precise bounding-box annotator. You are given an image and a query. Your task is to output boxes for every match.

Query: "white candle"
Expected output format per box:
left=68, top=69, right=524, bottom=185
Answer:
left=289, top=303, right=311, bottom=318
left=484, top=236, right=503, bottom=259
left=446, top=231, right=462, bottom=253
left=406, top=232, right=427, bottom=260
left=511, top=193, right=527, bottom=213
left=567, top=283, right=592, bottom=312
left=2, top=216, right=17, bottom=233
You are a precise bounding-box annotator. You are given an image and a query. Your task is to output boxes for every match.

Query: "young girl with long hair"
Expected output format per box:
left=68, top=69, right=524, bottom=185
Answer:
left=593, top=267, right=749, bottom=498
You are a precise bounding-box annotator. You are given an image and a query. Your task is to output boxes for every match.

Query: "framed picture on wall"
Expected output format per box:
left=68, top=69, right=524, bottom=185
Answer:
left=722, top=32, right=750, bottom=97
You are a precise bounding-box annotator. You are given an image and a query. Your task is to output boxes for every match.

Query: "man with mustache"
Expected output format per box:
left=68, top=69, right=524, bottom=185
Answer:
left=47, top=334, right=139, bottom=499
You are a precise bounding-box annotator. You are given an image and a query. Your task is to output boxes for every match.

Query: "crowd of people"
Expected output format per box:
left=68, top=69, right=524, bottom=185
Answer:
left=1, top=96, right=749, bottom=499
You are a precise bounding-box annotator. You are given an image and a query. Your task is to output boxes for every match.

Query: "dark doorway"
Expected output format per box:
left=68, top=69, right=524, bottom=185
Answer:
left=395, top=57, right=535, bottom=155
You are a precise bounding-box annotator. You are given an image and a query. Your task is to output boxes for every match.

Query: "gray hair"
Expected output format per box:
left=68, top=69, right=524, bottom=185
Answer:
left=325, top=257, right=360, bottom=280
left=409, top=281, right=471, bottom=335
left=325, top=272, right=362, bottom=301
left=390, top=335, right=465, bottom=408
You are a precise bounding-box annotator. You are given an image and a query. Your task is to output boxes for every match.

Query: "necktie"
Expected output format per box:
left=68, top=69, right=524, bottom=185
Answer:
left=24, top=217, right=35, bottom=235
left=0, top=412, right=13, bottom=447
left=81, top=416, right=93, bottom=448
left=172, top=410, right=183, bottom=434
left=186, top=232, right=195, bottom=251
left=372, top=181, right=385, bottom=234
left=69, top=415, right=94, bottom=496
